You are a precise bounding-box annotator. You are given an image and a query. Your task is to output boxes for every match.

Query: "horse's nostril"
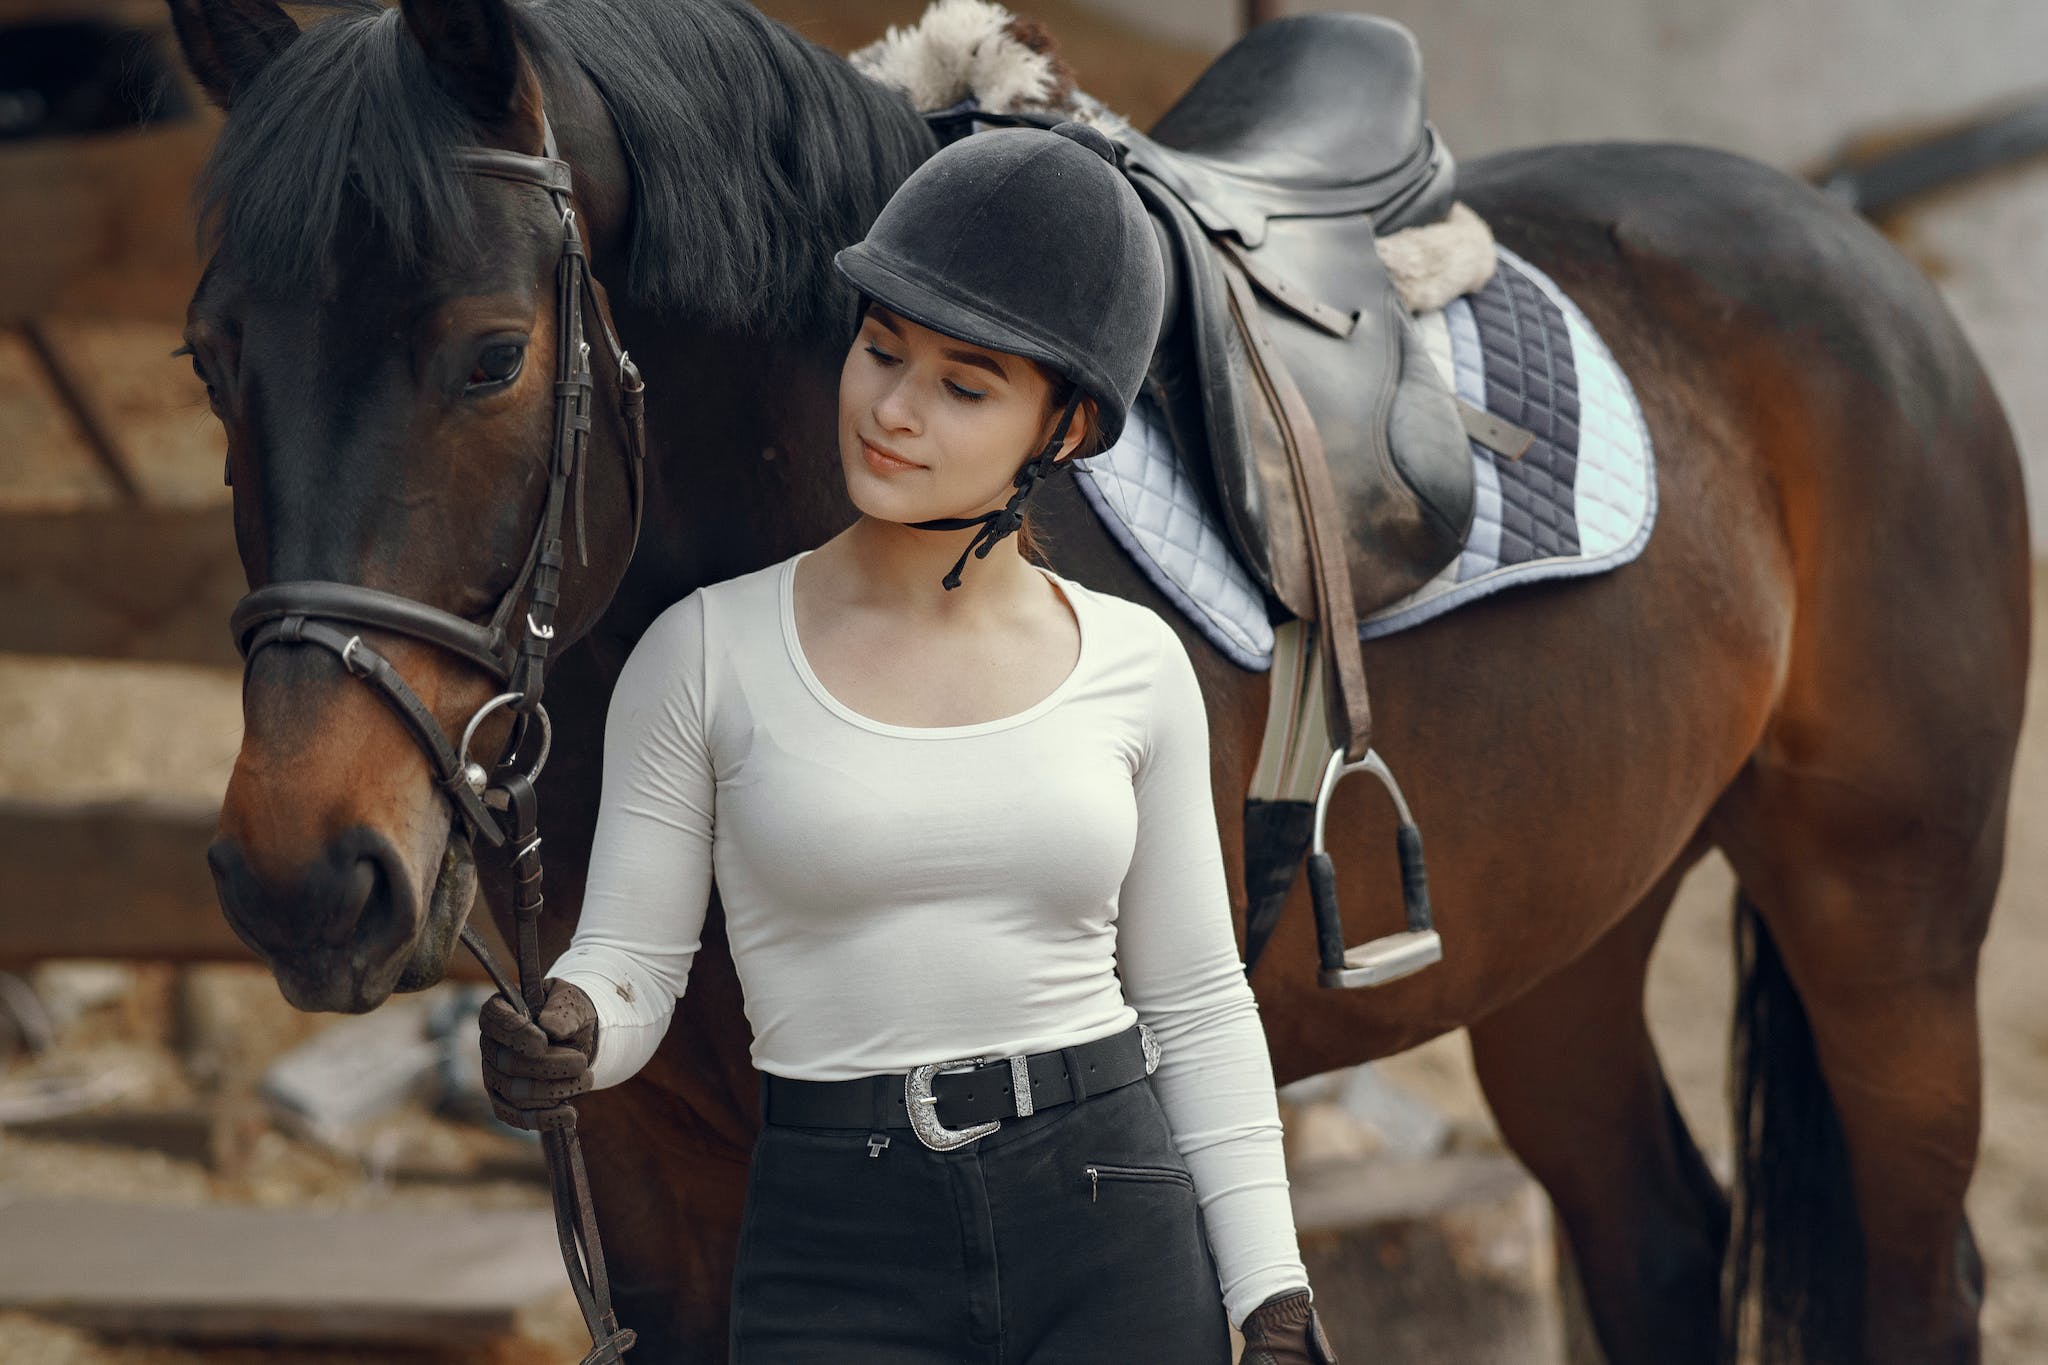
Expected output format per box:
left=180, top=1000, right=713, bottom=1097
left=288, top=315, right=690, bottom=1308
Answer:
left=342, top=856, right=377, bottom=923
left=209, top=828, right=419, bottom=965
left=208, top=836, right=277, bottom=960
left=349, top=850, right=408, bottom=951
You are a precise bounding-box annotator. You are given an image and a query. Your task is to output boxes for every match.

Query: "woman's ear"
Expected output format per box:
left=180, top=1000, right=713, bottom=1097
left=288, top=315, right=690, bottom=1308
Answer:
left=1051, top=397, right=1098, bottom=464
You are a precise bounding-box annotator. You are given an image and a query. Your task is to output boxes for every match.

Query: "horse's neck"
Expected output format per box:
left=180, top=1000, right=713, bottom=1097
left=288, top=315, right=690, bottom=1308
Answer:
left=577, top=21, right=934, bottom=636
left=598, top=324, right=853, bottom=636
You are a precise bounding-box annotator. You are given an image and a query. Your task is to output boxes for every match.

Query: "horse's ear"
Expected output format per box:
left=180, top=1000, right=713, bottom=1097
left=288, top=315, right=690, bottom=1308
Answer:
left=400, top=0, right=540, bottom=146
left=164, top=0, right=299, bottom=112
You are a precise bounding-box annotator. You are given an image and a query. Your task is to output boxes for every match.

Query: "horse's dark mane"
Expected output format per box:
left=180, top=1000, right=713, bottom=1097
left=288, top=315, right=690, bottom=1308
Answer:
left=193, top=0, right=933, bottom=337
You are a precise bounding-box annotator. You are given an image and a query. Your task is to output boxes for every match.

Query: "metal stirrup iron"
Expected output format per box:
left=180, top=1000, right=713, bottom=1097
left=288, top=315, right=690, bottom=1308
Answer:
left=1305, top=748, right=1441, bottom=988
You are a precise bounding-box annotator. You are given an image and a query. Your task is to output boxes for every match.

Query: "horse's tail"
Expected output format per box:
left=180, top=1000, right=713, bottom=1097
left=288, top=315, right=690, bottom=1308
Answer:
left=1722, top=889, right=1865, bottom=1365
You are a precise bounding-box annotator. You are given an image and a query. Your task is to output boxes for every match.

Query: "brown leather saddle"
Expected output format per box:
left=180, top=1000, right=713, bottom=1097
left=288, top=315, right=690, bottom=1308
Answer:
left=931, top=13, right=1488, bottom=990
left=939, top=14, right=1485, bottom=705
left=1123, top=10, right=1477, bottom=632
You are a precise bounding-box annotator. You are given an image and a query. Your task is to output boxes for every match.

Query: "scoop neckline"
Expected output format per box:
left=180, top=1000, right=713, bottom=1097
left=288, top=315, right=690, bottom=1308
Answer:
left=781, top=547, right=1090, bottom=739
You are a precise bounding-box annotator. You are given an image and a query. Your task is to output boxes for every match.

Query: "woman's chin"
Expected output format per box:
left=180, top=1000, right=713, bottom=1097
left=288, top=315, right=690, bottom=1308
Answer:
left=847, top=477, right=937, bottom=524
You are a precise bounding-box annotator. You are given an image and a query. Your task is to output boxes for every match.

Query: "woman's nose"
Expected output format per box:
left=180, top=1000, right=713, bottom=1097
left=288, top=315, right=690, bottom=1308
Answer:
left=873, top=374, right=921, bottom=434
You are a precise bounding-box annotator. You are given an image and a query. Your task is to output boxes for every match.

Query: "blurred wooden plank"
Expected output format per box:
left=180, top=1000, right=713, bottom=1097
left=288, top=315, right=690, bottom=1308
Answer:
left=2, top=118, right=216, bottom=326
left=0, top=654, right=239, bottom=805
left=19, top=319, right=143, bottom=503
left=0, top=327, right=121, bottom=512
left=0, top=798, right=504, bottom=979
left=1244, top=0, right=1285, bottom=29
left=2, top=1101, right=239, bottom=1169
left=0, top=798, right=244, bottom=965
left=30, top=316, right=229, bottom=507
left=0, top=1196, right=564, bottom=1345
left=0, top=506, right=242, bottom=665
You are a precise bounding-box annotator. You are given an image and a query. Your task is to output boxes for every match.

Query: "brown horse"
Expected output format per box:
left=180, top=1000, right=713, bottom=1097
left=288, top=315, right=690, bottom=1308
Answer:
left=169, top=0, right=2029, bottom=1361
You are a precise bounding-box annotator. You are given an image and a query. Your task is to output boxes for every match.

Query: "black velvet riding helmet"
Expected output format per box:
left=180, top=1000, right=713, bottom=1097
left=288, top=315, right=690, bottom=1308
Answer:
left=834, top=121, right=1165, bottom=589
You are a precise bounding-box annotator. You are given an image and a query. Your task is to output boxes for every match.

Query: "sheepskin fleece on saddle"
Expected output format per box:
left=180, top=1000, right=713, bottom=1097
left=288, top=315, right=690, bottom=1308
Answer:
left=846, top=0, right=1495, bottom=312
left=849, top=0, right=1128, bottom=133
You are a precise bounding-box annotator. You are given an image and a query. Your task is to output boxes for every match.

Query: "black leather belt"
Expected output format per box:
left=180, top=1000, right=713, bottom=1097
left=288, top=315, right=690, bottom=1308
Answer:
left=760, top=1022, right=1160, bottom=1151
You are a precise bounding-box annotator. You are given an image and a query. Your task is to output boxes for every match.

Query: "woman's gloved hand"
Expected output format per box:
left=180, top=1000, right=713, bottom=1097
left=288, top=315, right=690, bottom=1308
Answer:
left=1239, top=1287, right=1338, bottom=1365
left=478, top=976, right=600, bottom=1132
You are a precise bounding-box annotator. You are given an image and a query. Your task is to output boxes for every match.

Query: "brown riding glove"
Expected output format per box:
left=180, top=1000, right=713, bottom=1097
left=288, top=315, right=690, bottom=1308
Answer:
left=477, top=976, right=600, bottom=1132
left=1239, top=1287, right=1338, bottom=1365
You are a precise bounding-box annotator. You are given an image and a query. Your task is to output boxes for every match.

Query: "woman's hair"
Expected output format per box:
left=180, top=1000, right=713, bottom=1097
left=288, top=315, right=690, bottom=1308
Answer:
left=1017, top=368, right=1104, bottom=566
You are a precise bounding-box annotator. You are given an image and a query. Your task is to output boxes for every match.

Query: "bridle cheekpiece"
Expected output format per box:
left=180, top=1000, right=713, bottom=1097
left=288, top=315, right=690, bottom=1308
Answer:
left=221, top=111, right=646, bottom=1365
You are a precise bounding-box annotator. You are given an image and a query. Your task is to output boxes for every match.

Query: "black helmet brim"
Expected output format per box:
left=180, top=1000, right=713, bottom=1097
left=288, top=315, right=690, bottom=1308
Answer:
left=834, top=243, right=1127, bottom=448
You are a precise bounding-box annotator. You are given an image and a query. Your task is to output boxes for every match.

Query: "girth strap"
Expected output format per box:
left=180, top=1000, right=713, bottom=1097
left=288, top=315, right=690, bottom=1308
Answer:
left=1216, top=248, right=1373, bottom=762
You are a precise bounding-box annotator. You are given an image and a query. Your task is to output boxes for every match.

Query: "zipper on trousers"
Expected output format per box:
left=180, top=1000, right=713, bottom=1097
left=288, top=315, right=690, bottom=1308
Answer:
left=1084, top=1162, right=1196, bottom=1201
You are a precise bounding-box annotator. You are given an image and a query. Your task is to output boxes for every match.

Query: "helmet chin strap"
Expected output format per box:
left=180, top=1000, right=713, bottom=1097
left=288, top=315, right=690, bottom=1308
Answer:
left=907, top=387, right=1086, bottom=590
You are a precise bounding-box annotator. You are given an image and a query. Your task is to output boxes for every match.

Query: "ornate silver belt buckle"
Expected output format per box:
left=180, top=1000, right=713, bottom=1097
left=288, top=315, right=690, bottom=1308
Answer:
left=905, top=1055, right=1003, bottom=1151
left=1139, top=1022, right=1161, bottom=1075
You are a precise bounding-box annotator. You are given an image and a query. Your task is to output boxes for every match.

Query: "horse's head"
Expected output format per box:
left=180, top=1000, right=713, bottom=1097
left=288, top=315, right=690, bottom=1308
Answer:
left=169, top=0, right=645, bottom=1011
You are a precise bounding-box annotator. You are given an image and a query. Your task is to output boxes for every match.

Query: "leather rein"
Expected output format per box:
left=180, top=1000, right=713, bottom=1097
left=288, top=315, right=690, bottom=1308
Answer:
left=224, top=113, right=645, bottom=1364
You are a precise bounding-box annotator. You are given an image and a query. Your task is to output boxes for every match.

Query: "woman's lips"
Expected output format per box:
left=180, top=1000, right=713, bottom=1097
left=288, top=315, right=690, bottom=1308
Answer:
left=862, top=439, right=924, bottom=473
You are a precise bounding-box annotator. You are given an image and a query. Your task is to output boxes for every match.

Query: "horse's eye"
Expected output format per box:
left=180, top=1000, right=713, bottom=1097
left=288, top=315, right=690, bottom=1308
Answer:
left=194, top=367, right=221, bottom=412
left=468, top=342, right=525, bottom=390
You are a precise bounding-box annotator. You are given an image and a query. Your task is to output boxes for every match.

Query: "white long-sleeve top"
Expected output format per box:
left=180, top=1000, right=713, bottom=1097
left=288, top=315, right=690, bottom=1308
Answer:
left=543, top=546, right=1309, bottom=1327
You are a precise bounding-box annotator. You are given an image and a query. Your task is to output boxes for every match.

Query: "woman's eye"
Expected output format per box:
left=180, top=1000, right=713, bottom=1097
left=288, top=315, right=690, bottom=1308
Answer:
left=944, top=379, right=987, bottom=401
left=467, top=342, right=525, bottom=389
left=864, top=342, right=899, bottom=366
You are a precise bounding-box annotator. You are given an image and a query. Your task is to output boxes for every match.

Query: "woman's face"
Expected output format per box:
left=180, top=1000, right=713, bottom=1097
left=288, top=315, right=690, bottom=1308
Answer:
left=837, top=305, right=1079, bottom=525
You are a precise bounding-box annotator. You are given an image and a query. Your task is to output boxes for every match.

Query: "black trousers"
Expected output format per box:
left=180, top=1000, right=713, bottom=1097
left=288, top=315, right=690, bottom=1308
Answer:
left=728, top=1069, right=1233, bottom=1364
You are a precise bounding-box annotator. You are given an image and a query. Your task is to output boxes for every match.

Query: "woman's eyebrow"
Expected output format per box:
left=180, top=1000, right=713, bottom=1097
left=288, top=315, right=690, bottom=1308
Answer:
left=941, top=348, right=1009, bottom=381
left=869, top=307, right=1007, bottom=380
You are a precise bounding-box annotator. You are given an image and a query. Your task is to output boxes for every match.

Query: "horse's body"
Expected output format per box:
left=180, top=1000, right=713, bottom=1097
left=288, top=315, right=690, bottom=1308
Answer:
left=171, top=1, right=2028, bottom=1361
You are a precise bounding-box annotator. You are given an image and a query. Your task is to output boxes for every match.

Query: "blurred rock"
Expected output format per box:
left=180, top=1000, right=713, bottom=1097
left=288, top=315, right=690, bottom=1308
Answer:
left=170, top=962, right=330, bottom=1094
left=259, top=992, right=450, bottom=1149
left=1282, top=1096, right=1387, bottom=1165
left=1292, top=1153, right=1563, bottom=1365
left=0, top=968, right=56, bottom=1068
left=2, top=1095, right=263, bottom=1173
left=1281, top=1063, right=1451, bottom=1168
left=23, top=960, right=131, bottom=1033
left=1338, top=1063, right=1450, bottom=1159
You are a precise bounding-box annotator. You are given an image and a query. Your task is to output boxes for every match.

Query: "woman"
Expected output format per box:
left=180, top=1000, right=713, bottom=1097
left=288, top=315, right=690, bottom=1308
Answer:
left=480, top=122, right=1335, bottom=1365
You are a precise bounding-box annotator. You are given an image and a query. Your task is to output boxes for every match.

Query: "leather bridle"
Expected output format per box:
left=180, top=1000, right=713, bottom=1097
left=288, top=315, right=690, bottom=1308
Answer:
left=224, top=113, right=645, bottom=1364
left=230, top=113, right=646, bottom=852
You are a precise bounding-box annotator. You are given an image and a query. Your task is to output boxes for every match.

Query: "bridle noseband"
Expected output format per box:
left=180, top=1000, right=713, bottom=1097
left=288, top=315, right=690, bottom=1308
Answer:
left=222, top=113, right=645, bottom=1364
left=228, top=112, right=648, bottom=853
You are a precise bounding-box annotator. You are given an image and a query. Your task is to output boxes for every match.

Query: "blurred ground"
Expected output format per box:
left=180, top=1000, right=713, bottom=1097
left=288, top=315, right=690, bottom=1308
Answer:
left=0, top=965, right=590, bottom=1365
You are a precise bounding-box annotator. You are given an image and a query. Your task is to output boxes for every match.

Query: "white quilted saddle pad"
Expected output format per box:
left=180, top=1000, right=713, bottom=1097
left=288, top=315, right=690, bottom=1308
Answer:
left=1069, top=244, right=1657, bottom=668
